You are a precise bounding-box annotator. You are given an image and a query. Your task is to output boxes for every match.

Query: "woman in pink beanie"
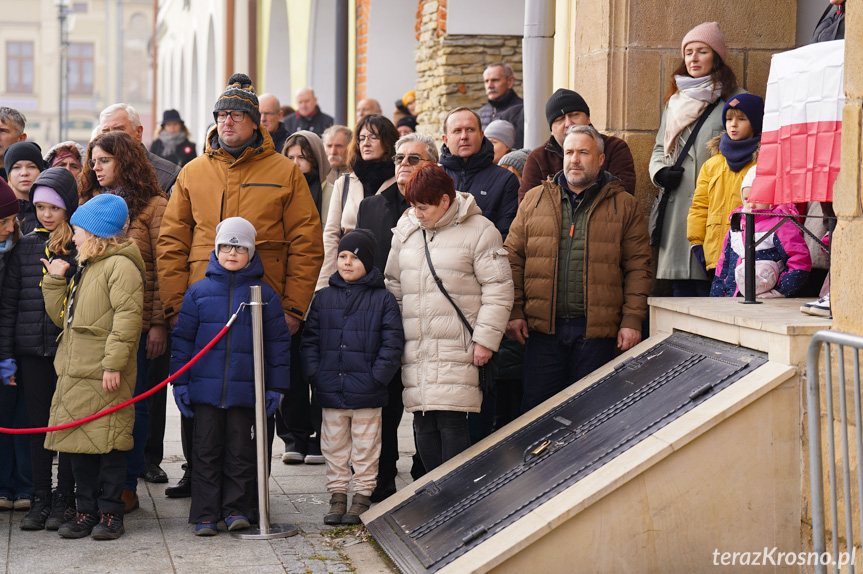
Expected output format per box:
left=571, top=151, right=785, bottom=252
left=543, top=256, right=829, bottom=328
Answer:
left=648, top=21, right=749, bottom=297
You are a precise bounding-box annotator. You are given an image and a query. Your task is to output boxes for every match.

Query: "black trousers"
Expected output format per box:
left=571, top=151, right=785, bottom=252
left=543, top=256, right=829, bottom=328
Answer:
left=189, top=404, right=256, bottom=523
left=145, top=346, right=170, bottom=465
left=69, top=449, right=126, bottom=517
left=376, top=370, right=403, bottom=484
left=275, top=325, right=322, bottom=455
left=19, top=356, right=74, bottom=494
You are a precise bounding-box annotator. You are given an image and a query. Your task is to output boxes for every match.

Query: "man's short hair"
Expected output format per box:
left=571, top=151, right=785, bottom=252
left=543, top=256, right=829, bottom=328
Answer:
left=100, top=103, right=141, bottom=129
left=0, top=107, right=26, bottom=134
left=565, top=124, right=605, bottom=155
left=485, top=62, right=515, bottom=78
left=323, top=124, right=352, bottom=143
left=396, top=132, right=439, bottom=164
left=442, top=106, right=482, bottom=135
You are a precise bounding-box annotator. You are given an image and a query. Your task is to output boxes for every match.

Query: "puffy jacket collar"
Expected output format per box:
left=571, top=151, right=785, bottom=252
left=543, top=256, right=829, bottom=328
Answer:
left=204, top=126, right=274, bottom=165
left=439, top=137, right=495, bottom=175
left=88, top=239, right=146, bottom=278
left=327, top=266, right=386, bottom=290
left=488, top=88, right=521, bottom=110
left=394, top=192, right=481, bottom=242
left=544, top=135, right=563, bottom=159
left=204, top=250, right=265, bottom=284
left=537, top=170, right=621, bottom=209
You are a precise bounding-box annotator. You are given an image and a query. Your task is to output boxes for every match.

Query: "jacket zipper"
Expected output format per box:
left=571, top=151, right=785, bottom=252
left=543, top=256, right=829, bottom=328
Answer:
left=563, top=201, right=576, bottom=314
left=240, top=183, right=283, bottom=188
left=582, top=187, right=611, bottom=317
left=548, top=190, right=560, bottom=331
left=51, top=264, right=81, bottom=448
left=220, top=273, right=235, bottom=408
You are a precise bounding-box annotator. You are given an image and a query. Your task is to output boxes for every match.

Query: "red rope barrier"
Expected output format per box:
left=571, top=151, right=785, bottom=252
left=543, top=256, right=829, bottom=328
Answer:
left=0, top=313, right=238, bottom=435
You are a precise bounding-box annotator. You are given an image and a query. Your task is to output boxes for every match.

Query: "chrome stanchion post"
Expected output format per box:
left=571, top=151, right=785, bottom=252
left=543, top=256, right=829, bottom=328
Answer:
left=234, top=286, right=298, bottom=540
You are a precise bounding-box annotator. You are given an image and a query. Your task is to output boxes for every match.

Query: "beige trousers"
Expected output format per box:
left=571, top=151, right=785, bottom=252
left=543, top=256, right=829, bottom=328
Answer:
left=321, top=407, right=382, bottom=496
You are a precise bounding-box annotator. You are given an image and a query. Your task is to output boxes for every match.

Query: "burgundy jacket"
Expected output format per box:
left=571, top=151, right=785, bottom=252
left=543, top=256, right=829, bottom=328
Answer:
left=518, top=134, right=636, bottom=202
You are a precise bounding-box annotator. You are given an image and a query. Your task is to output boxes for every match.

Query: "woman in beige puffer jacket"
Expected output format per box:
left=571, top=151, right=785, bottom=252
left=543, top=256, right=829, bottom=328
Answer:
left=385, top=165, right=513, bottom=471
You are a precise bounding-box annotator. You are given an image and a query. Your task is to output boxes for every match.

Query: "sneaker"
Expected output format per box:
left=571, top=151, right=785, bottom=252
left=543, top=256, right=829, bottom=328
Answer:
left=304, top=454, right=325, bottom=465
left=0, top=495, right=13, bottom=511
left=58, top=512, right=99, bottom=539
left=324, top=493, right=347, bottom=525
left=342, top=494, right=371, bottom=525
left=225, top=515, right=250, bottom=531
left=13, top=496, right=30, bottom=511
left=20, top=491, right=52, bottom=530
left=195, top=521, right=217, bottom=536
left=46, top=491, right=76, bottom=531
left=121, top=489, right=139, bottom=512
left=281, top=451, right=304, bottom=464
left=91, top=512, right=125, bottom=540
left=801, top=293, right=832, bottom=318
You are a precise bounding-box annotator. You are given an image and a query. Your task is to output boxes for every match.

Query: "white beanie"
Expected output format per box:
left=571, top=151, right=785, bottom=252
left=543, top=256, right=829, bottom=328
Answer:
left=215, top=217, right=257, bottom=260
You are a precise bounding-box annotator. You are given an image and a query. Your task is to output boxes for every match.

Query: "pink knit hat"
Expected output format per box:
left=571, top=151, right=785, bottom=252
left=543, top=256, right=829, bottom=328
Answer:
left=681, top=22, right=727, bottom=63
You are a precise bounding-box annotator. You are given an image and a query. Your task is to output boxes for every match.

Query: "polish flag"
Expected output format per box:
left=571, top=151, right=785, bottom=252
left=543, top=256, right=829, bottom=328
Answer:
left=749, top=40, right=844, bottom=204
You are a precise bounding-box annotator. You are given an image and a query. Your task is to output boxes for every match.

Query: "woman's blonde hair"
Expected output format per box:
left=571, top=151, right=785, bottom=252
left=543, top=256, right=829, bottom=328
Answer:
left=75, top=231, right=125, bottom=264
left=47, top=221, right=74, bottom=256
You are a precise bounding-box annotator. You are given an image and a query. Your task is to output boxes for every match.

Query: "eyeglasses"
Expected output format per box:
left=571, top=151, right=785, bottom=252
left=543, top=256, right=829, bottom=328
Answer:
left=88, top=157, right=114, bottom=169
left=392, top=154, right=427, bottom=166
left=357, top=134, right=380, bottom=143
left=214, top=111, right=247, bottom=123
left=218, top=244, right=249, bottom=254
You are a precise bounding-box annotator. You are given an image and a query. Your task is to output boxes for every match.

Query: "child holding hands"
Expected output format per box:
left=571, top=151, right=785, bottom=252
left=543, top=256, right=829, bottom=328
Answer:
left=169, top=217, right=290, bottom=536
left=41, top=193, right=145, bottom=540
left=302, top=229, right=404, bottom=525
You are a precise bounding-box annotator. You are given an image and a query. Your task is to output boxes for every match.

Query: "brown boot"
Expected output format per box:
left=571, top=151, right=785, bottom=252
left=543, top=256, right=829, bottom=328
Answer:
left=121, top=489, right=139, bottom=513
left=342, top=494, right=371, bottom=525
left=324, top=493, right=347, bottom=525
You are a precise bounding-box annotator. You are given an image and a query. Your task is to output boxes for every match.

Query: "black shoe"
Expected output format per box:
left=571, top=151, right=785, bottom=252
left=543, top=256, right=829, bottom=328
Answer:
left=142, top=463, right=168, bottom=484
left=58, top=512, right=99, bottom=539
left=165, top=474, right=191, bottom=498
left=91, top=512, right=125, bottom=540
left=46, top=491, right=76, bottom=531
left=20, top=491, right=52, bottom=530
left=370, top=480, right=397, bottom=503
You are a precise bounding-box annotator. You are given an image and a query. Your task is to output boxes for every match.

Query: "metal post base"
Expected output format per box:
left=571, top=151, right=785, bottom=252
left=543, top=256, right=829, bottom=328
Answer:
left=231, top=523, right=299, bottom=540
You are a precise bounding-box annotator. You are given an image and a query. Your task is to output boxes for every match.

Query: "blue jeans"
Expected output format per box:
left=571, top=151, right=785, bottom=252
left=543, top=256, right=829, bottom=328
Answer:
left=124, top=333, right=150, bottom=491
left=0, top=383, right=33, bottom=498
left=520, top=317, right=616, bottom=414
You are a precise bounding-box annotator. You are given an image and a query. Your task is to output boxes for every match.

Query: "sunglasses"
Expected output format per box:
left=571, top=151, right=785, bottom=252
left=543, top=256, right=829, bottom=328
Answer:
left=392, top=154, right=427, bottom=166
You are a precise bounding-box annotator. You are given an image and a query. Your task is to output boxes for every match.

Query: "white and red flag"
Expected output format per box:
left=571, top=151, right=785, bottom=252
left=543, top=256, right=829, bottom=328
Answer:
left=749, top=40, right=844, bottom=204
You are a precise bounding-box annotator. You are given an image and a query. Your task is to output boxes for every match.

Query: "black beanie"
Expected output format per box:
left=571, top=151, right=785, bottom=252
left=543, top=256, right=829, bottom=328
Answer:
left=4, top=141, right=44, bottom=173
left=338, top=228, right=377, bottom=275
left=214, top=73, right=261, bottom=126
left=545, top=89, right=590, bottom=129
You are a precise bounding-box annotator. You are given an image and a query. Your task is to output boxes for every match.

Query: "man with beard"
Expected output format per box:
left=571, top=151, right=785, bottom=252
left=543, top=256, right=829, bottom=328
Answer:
left=478, top=63, right=524, bottom=149
left=504, top=125, right=651, bottom=413
left=323, top=125, right=352, bottom=186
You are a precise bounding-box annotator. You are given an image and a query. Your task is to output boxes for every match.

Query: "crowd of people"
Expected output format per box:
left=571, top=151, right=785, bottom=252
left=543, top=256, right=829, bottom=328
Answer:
left=0, top=1, right=844, bottom=542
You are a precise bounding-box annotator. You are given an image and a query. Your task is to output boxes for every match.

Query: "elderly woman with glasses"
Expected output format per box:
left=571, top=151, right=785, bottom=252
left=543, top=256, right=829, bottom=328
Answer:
left=315, top=114, right=400, bottom=291
left=78, top=130, right=169, bottom=511
left=385, top=164, right=513, bottom=472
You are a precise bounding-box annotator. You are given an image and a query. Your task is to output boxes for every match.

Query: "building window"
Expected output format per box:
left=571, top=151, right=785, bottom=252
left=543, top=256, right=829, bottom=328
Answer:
left=6, top=41, right=34, bottom=93
left=68, top=43, right=94, bottom=95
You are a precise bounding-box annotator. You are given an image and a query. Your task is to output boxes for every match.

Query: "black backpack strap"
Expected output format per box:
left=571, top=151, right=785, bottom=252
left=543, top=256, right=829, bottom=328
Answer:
left=422, top=229, right=473, bottom=337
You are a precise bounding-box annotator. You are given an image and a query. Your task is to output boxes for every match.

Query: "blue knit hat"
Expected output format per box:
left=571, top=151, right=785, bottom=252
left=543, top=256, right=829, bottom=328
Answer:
left=70, top=193, right=128, bottom=238
left=722, top=93, right=765, bottom=137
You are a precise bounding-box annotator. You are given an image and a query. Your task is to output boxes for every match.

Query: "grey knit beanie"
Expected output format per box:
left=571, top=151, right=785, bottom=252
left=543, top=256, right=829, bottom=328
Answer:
left=213, top=73, right=261, bottom=126
left=215, top=216, right=257, bottom=260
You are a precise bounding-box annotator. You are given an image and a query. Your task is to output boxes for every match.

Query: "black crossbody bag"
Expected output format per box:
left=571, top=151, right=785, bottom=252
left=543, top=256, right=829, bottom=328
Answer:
left=422, top=229, right=498, bottom=393
left=648, top=100, right=719, bottom=246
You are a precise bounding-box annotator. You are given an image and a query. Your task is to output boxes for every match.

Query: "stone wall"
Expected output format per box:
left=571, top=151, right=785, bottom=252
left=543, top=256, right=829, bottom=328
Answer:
left=414, top=0, right=522, bottom=140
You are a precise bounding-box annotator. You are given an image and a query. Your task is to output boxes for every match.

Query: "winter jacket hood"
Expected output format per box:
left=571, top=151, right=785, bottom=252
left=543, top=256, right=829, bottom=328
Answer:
left=294, top=129, right=331, bottom=184
left=30, top=167, right=79, bottom=216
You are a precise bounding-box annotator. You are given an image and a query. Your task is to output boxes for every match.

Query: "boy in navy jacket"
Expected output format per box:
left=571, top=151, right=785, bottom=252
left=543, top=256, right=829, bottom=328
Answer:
left=170, top=217, right=290, bottom=536
left=302, top=229, right=404, bottom=525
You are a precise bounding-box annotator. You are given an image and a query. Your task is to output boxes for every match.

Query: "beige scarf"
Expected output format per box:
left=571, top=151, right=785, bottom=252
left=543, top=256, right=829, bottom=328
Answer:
left=663, top=76, right=721, bottom=159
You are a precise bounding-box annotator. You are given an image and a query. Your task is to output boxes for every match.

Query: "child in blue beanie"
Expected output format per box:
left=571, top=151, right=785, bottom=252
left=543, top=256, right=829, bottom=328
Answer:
left=169, top=216, right=290, bottom=536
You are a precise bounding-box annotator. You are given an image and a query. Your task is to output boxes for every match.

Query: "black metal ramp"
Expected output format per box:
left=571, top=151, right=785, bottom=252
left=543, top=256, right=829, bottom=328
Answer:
left=366, top=332, right=768, bottom=573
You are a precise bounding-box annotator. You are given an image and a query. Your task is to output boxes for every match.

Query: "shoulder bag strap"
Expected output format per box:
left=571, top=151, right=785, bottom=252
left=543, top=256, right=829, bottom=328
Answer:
left=340, top=173, right=351, bottom=212
left=673, top=99, right=720, bottom=170
left=422, top=229, right=474, bottom=337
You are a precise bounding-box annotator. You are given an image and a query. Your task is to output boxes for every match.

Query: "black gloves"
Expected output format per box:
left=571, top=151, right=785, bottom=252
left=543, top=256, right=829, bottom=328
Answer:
left=655, top=166, right=684, bottom=190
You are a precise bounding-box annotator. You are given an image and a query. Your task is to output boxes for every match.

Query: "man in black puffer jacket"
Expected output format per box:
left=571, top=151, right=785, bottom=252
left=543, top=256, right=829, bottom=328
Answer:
left=440, top=107, right=519, bottom=241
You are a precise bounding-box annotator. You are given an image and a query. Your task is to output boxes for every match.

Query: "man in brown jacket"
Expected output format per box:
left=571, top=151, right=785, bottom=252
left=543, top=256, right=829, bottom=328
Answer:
left=505, top=125, right=651, bottom=413
left=157, top=73, right=324, bottom=497
left=518, top=89, right=636, bottom=202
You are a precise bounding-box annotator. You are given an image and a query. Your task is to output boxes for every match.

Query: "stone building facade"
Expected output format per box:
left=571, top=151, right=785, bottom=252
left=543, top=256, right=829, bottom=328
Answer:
left=413, top=0, right=523, bottom=139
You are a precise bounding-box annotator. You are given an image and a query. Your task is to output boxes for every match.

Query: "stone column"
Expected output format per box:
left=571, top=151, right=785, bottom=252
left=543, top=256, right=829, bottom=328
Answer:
left=569, top=1, right=797, bottom=213
left=414, top=0, right=523, bottom=142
